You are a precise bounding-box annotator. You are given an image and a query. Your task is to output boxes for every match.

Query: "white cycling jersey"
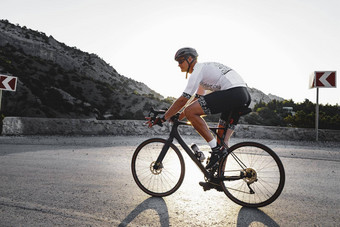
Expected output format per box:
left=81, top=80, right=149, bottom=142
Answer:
left=183, top=62, right=247, bottom=98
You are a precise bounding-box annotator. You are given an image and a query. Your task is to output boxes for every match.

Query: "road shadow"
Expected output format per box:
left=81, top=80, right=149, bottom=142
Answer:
left=118, top=197, right=169, bottom=227
left=237, top=207, right=279, bottom=227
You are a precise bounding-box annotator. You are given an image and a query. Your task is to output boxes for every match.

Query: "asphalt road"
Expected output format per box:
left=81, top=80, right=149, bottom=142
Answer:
left=0, top=136, right=339, bottom=226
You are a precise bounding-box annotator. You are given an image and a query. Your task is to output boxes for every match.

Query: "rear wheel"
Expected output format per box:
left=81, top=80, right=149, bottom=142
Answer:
left=219, top=142, right=285, bottom=207
left=131, top=138, right=185, bottom=197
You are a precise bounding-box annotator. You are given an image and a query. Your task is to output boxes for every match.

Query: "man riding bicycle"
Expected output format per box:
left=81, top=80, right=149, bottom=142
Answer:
left=148, top=47, right=251, bottom=169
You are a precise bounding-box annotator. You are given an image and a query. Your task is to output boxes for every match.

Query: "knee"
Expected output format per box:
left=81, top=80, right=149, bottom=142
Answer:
left=184, top=106, right=197, bottom=119
left=183, top=107, right=192, bottom=119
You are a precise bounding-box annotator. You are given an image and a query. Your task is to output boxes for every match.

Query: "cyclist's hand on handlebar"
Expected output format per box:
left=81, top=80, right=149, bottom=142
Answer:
left=145, top=116, right=166, bottom=128
left=169, top=113, right=181, bottom=122
left=145, top=117, right=154, bottom=128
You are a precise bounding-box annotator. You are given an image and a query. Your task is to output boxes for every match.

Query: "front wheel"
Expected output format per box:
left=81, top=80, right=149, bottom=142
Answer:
left=131, top=138, right=185, bottom=197
left=219, top=142, right=285, bottom=207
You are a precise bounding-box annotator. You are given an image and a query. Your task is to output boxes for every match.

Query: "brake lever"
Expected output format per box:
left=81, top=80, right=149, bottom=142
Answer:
left=170, top=113, right=180, bottom=122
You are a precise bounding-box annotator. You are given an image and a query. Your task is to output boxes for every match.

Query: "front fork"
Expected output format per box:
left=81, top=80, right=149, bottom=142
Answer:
left=153, top=137, right=174, bottom=170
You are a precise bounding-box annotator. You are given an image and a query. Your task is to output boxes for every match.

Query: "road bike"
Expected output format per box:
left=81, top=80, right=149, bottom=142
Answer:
left=131, top=108, right=285, bottom=207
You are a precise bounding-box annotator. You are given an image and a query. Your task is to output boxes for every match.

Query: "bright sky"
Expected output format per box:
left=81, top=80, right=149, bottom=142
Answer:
left=2, top=0, right=340, bottom=105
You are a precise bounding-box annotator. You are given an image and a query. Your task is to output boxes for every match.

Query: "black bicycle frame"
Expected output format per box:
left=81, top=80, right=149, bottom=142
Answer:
left=154, top=120, right=226, bottom=180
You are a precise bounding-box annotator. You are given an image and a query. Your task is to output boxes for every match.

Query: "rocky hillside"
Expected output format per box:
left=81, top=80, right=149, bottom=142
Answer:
left=0, top=20, right=169, bottom=119
left=247, top=87, right=284, bottom=108
left=0, top=20, right=282, bottom=119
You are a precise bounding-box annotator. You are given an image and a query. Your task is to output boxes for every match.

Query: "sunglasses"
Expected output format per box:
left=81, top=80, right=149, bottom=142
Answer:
left=177, top=58, right=186, bottom=64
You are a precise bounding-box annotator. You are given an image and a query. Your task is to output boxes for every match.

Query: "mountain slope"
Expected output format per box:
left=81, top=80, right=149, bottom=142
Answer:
left=247, top=87, right=284, bottom=108
left=0, top=20, right=283, bottom=119
left=0, top=20, right=168, bottom=119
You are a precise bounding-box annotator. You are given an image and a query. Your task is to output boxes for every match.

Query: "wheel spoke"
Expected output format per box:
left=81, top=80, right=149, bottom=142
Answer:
left=132, top=139, right=185, bottom=196
left=220, top=142, right=285, bottom=207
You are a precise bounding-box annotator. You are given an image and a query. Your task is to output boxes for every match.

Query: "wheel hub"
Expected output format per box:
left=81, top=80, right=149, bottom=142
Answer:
left=243, top=168, right=257, bottom=184
left=150, top=161, right=163, bottom=175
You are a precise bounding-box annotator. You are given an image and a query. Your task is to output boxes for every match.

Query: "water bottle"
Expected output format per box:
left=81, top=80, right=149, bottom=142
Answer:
left=191, top=144, right=206, bottom=162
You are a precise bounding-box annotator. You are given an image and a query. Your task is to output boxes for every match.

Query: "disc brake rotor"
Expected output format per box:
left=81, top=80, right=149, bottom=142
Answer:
left=243, top=168, right=257, bottom=184
left=150, top=161, right=163, bottom=175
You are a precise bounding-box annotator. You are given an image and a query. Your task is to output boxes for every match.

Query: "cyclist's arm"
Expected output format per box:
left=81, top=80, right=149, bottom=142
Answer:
left=164, top=95, right=189, bottom=121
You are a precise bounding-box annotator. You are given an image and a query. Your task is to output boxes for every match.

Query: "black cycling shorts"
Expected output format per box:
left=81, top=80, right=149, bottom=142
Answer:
left=198, top=87, right=251, bottom=123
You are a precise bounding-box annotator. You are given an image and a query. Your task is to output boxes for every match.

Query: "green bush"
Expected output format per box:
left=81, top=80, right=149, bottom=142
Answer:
left=248, top=99, right=340, bottom=130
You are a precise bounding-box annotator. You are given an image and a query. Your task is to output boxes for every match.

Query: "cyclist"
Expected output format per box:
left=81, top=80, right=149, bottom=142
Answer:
left=148, top=47, right=251, bottom=169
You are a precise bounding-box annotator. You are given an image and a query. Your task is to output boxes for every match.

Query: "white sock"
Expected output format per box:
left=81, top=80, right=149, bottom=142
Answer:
left=208, top=138, right=217, bottom=149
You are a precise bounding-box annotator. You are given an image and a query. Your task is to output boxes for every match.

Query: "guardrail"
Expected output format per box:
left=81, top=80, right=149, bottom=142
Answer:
left=1, top=117, right=339, bottom=141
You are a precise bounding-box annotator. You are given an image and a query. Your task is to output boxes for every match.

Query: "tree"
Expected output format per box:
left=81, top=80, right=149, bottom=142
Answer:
left=246, top=99, right=340, bottom=130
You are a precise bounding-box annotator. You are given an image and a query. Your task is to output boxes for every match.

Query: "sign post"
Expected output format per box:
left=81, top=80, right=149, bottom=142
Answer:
left=315, top=87, right=319, bottom=141
left=310, top=71, right=337, bottom=141
left=0, top=74, right=18, bottom=112
left=0, top=89, right=2, bottom=111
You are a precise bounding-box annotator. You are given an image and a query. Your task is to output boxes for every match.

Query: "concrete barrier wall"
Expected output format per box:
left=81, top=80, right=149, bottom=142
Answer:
left=2, top=117, right=340, bottom=141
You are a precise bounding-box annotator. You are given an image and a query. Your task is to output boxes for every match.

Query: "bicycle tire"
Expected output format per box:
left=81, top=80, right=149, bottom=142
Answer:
left=131, top=138, right=185, bottom=197
left=219, top=142, right=285, bottom=207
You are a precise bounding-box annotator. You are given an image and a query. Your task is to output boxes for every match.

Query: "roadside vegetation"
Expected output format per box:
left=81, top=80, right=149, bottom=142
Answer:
left=244, top=99, right=340, bottom=130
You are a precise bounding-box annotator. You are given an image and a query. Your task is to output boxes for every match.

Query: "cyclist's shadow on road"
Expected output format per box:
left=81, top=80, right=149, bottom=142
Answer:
left=237, top=207, right=279, bottom=227
left=118, top=197, right=169, bottom=227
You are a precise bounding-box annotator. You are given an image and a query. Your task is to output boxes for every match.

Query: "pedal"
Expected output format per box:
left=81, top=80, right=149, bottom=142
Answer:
left=199, top=181, right=223, bottom=192
left=199, top=181, right=212, bottom=191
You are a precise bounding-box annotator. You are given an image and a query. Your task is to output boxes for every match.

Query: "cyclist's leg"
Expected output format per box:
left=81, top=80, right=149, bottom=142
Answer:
left=206, top=87, right=251, bottom=147
left=216, top=118, right=234, bottom=147
left=224, top=127, right=235, bottom=146
left=187, top=91, right=227, bottom=147
left=216, top=120, right=225, bottom=145
left=186, top=88, right=250, bottom=169
left=189, top=92, right=231, bottom=168
left=219, top=112, right=237, bottom=147
left=183, top=101, right=215, bottom=144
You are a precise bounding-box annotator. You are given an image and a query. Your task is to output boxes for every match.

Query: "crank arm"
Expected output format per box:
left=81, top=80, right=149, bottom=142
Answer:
left=221, top=171, right=246, bottom=181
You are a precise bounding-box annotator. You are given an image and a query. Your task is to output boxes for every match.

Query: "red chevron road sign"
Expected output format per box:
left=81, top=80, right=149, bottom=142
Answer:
left=312, top=71, right=336, bottom=88
left=0, top=74, right=17, bottom=91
